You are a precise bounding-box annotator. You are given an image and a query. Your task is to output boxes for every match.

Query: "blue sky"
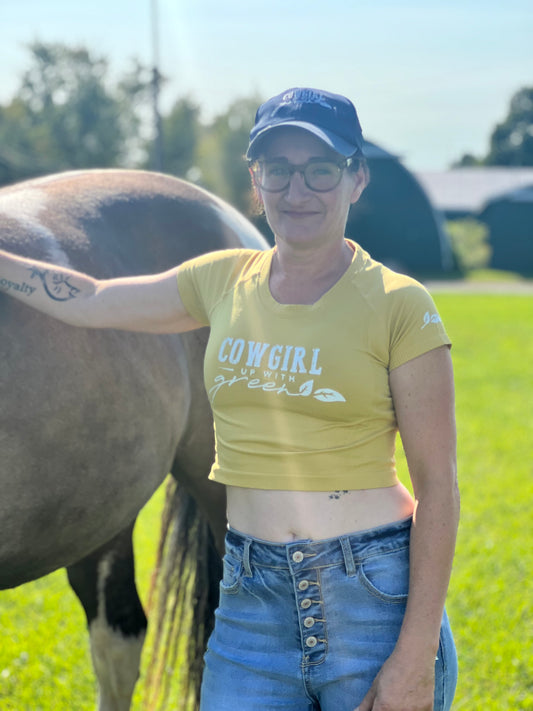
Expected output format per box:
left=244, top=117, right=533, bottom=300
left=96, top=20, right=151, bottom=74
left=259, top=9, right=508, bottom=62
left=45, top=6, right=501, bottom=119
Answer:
left=2, top=0, right=532, bottom=170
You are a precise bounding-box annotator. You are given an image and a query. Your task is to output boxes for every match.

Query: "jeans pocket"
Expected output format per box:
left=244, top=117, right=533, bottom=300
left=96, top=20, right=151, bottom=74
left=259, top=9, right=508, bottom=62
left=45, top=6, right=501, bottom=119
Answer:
left=220, top=553, right=242, bottom=595
left=358, top=546, right=410, bottom=602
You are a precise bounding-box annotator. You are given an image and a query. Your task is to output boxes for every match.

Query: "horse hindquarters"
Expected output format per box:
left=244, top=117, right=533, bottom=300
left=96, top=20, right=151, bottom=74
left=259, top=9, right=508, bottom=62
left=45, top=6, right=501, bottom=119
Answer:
left=66, top=521, right=146, bottom=711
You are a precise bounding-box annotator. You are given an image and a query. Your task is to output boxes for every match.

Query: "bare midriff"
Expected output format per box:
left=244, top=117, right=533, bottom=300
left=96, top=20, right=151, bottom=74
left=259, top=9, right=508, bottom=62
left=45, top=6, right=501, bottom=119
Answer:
left=226, top=481, right=415, bottom=542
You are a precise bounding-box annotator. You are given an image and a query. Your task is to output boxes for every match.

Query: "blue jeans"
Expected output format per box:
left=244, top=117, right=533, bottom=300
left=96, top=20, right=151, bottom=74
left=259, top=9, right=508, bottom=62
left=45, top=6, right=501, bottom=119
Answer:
left=200, top=517, right=457, bottom=710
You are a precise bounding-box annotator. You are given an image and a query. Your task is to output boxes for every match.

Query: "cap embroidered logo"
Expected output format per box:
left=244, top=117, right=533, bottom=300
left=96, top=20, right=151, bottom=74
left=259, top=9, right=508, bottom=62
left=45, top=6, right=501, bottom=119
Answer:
left=280, top=89, right=333, bottom=110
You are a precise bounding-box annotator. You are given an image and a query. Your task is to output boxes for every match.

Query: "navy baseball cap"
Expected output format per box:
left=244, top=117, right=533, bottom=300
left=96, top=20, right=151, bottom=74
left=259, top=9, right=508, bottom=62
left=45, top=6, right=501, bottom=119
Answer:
left=246, top=87, right=364, bottom=160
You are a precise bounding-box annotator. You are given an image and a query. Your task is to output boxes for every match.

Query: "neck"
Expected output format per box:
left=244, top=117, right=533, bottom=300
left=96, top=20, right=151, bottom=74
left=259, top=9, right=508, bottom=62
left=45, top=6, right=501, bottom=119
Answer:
left=269, top=238, right=354, bottom=305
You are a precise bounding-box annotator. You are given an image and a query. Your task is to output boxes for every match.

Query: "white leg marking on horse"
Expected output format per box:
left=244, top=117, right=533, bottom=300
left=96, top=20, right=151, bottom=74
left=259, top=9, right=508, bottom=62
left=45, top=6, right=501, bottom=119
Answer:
left=0, top=188, right=73, bottom=267
left=89, top=553, right=145, bottom=711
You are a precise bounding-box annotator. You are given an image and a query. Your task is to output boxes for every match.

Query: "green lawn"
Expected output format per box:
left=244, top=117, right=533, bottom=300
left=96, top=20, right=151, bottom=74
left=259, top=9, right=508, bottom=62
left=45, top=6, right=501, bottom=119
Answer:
left=431, top=294, right=533, bottom=710
left=1, top=293, right=532, bottom=710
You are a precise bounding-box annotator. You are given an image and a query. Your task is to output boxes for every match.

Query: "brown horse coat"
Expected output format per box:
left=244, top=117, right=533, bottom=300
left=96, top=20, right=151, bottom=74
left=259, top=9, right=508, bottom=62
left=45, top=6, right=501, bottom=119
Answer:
left=0, top=169, right=268, bottom=710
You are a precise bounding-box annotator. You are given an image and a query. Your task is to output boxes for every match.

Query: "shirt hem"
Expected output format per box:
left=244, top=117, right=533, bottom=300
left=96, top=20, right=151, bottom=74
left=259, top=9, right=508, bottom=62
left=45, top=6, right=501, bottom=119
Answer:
left=208, top=470, right=399, bottom=491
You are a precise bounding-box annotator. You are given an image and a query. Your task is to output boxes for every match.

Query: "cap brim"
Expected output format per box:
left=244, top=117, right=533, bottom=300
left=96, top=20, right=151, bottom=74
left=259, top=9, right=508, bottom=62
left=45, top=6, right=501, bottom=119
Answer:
left=246, top=121, right=359, bottom=160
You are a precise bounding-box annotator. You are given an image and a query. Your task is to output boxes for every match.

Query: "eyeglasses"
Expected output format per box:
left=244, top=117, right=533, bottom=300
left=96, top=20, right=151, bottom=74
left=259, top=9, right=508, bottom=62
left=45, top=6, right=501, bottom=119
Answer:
left=250, top=157, right=359, bottom=193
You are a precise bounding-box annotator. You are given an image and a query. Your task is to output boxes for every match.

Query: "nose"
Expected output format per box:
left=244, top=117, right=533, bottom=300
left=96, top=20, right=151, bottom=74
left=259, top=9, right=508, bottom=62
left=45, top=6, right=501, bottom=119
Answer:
left=285, top=169, right=311, bottom=201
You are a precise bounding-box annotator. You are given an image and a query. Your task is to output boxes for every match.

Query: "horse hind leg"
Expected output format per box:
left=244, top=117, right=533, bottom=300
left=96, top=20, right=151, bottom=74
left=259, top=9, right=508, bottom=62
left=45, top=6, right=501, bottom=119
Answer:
left=66, top=521, right=146, bottom=711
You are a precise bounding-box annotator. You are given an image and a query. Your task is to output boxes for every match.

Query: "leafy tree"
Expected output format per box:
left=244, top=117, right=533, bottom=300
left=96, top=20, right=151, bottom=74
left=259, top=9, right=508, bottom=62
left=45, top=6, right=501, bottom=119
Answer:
left=0, top=42, right=151, bottom=184
left=446, top=218, right=491, bottom=271
left=485, top=87, right=533, bottom=166
left=144, top=97, right=200, bottom=177
left=196, top=96, right=261, bottom=213
left=454, top=86, right=533, bottom=167
left=453, top=153, right=483, bottom=168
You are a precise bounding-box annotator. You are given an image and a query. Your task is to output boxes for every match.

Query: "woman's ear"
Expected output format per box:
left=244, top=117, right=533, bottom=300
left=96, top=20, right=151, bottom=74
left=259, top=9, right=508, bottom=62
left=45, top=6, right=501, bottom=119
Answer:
left=249, top=166, right=259, bottom=190
left=349, top=168, right=369, bottom=205
left=248, top=167, right=264, bottom=215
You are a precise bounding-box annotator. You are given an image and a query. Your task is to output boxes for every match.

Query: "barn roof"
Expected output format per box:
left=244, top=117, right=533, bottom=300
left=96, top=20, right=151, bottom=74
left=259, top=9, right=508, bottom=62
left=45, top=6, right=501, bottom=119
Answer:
left=414, top=168, right=533, bottom=216
left=487, top=185, right=533, bottom=204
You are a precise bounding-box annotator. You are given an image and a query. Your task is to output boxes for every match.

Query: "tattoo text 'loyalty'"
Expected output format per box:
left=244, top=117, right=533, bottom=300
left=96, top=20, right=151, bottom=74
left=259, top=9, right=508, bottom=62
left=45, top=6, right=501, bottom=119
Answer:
left=0, top=277, right=36, bottom=297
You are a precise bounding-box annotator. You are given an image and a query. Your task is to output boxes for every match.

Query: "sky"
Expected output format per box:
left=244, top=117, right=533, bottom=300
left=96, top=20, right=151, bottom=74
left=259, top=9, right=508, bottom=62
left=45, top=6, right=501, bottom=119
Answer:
left=2, top=0, right=532, bottom=171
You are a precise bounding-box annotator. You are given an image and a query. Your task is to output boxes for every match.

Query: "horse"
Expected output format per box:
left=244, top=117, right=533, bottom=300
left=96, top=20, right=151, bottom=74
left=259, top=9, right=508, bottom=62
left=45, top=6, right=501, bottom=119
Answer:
left=0, top=168, right=268, bottom=710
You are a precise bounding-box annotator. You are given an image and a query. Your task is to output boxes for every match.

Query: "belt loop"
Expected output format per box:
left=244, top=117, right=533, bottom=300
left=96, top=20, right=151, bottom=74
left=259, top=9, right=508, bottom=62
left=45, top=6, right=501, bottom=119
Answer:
left=340, top=536, right=356, bottom=577
left=243, top=538, right=253, bottom=577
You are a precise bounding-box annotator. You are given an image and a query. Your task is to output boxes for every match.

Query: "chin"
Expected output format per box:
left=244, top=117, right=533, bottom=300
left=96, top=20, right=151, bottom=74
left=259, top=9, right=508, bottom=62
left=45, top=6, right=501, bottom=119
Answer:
left=273, top=221, right=326, bottom=245
left=276, top=231, right=324, bottom=247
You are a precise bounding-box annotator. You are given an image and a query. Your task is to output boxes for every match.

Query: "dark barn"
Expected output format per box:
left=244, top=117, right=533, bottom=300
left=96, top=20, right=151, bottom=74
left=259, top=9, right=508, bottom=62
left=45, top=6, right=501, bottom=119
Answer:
left=254, top=141, right=453, bottom=276
left=346, top=142, right=453, bottom=276
left=480, top=185, right=533, bottom=274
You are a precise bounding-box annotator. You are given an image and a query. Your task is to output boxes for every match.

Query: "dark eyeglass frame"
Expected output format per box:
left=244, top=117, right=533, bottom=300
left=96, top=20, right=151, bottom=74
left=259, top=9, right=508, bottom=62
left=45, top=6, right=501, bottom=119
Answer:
left=249, top=156, right=360, bottom=193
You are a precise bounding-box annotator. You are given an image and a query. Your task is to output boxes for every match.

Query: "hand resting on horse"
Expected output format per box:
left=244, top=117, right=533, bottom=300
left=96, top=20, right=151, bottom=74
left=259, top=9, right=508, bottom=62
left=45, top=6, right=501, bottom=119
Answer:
left=0, top=248, right=202, bottom=334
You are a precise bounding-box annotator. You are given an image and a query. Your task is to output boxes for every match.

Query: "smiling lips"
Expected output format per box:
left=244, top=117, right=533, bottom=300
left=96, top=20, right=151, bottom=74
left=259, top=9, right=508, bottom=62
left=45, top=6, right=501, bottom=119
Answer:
left=282, top=209, right=321, bottom=218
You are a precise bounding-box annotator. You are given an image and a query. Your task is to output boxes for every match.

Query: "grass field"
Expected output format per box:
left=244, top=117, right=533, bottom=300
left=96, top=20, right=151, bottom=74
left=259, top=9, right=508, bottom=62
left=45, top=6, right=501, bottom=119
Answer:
left=1, top=292, right=532, bottom=710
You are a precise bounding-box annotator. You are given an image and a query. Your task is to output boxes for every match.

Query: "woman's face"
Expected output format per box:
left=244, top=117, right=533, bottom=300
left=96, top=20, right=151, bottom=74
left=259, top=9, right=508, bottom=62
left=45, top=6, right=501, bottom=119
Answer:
left=253, top=128, right=366, bottom=251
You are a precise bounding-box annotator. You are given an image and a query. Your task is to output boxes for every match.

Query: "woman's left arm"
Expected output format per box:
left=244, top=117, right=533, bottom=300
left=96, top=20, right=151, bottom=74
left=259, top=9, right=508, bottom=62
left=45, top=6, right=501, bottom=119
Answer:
left=356, top=344, right=460, bottom=711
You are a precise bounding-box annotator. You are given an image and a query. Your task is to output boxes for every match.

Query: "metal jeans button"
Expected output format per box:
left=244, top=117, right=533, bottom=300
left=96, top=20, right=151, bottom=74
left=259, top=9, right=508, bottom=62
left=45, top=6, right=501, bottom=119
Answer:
left=305, top=636, right=318, bottom=647
left=298, top=580, right=309, bottom=591
left=301, top=598, right=312, bottom=609
left=292, top=551, right=304, bottom=563
left=303, top=617, right=315, bottom=628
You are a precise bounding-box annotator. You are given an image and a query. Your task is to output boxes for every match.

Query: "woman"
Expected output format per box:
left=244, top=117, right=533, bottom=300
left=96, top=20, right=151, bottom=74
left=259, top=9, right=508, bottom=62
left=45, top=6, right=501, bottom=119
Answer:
left=0, top=88, right=459, bottom=711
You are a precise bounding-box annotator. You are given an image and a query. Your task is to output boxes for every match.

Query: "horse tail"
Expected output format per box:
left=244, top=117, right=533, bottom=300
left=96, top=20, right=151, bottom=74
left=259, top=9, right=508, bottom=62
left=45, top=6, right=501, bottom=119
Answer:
left=142, top=476, right=221, bottom=711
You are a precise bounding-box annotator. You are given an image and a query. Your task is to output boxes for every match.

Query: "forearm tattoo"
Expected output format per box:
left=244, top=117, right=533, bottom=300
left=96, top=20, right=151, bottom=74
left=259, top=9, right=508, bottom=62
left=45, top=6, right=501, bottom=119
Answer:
left=28, top=267, right=81, bottom=302
left=0, top=277, right=36, bottom=297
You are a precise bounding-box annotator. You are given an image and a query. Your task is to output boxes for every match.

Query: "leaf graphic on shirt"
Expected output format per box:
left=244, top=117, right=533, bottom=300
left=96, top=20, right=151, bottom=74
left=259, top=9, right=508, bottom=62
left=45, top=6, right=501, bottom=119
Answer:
left=298, top=380, right=314, bottom=396
left=313, top=388, right=346, bottom=403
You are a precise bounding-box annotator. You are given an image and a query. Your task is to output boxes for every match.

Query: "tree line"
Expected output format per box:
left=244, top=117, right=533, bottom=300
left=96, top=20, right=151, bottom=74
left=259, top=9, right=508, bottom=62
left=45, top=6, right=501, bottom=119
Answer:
left=1, top=42, right=532, bottom=211
left=454, top=87, right=533, bottom=167
left=0, top=42, right=261, bottom=218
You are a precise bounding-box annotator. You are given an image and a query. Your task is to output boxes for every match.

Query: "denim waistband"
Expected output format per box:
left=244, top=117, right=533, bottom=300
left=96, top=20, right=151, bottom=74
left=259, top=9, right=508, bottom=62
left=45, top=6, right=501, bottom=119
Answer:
left=226, top=516, right=412, bottom=574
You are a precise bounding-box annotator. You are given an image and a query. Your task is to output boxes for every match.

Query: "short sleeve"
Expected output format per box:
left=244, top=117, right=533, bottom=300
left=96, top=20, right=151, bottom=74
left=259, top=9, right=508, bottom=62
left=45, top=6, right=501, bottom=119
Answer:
left=176, top=249, right=259, bottom=326
left=176, top=253, right=214, bottom=325
left=388, top=282, right=451, bottom=370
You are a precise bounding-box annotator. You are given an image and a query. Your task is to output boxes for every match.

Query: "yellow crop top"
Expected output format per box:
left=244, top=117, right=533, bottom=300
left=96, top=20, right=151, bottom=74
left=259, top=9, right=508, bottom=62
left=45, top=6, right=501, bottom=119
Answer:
left=176, top=241, right=451, bottom=491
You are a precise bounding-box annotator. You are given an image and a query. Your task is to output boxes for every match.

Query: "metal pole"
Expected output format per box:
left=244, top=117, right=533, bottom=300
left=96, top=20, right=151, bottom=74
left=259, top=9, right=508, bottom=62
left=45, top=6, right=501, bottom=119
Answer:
left=151, top=0, right=164, bottom=171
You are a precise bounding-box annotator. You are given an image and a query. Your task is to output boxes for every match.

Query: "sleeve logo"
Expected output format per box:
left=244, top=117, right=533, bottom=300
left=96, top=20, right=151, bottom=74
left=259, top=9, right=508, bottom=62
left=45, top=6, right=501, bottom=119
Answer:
left=421, top=311, right=442, bottom=329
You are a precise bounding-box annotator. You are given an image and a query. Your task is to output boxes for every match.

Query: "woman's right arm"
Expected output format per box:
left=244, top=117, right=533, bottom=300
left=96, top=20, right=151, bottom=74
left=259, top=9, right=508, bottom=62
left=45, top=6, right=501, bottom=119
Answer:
left=0, top=248, right=203, bottom=334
